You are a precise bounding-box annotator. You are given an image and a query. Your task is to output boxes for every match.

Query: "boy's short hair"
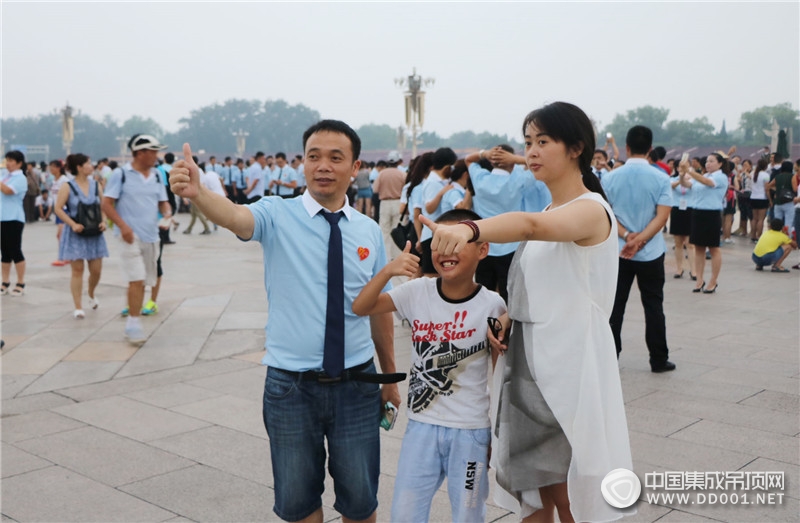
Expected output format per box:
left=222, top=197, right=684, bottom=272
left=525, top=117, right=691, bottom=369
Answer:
left=770, top=218, right=785, bottom=231
left=436, top=209, right=482, bottom=224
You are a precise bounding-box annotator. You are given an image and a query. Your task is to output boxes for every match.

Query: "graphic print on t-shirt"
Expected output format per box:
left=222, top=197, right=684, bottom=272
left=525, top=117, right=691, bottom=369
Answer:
left=407, top=310, right=487, bottom=414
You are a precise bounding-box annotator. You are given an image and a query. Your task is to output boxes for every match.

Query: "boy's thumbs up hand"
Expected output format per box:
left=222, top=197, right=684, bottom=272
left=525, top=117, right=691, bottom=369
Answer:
left=386, top=240, right=420, bottom=278
left=169, top=143, right=201, bottom=199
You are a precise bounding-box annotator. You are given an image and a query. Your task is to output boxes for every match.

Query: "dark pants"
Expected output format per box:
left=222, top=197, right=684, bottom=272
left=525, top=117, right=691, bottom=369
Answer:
left=610, top=253, right=669, bottom=366
left=225, top=185, right=235, bottom=203
left=371, top=192, right=381, bottom=224
left=475, top=252, right=515, bottom=303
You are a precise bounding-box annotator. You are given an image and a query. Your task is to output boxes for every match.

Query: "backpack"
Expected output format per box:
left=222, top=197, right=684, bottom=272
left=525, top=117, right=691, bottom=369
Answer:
left=774, top=172, right=796, bottom=205
left=68, top=180, right=103, bottom=237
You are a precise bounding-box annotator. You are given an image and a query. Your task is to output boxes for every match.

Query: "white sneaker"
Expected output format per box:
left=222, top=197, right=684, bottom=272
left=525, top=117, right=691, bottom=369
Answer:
left=124, top=324, right=147, bottom=346
left=723, top=238, right=735, bottom=244
left=88, top=296, right=100, bottom=310
left=73, top=309, right=85, bottom=319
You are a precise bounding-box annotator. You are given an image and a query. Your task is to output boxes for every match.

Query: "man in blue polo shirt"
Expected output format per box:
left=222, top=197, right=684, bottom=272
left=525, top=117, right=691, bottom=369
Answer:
left=169, top=120, right=400, bottom=523
left=467, top=144, right=543, bottom=302
left=102, top=134, right=171, bottom=345
left=232, top=158, right=247, bottom=204
left=602, top=125, right=675, bottom=373
left=268, top=152, right=299, bottom=198
left=244, top=152, right=267, bottom=203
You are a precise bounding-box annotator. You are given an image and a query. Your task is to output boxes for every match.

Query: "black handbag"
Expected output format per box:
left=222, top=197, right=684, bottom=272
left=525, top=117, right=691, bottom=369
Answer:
left=69, top=181, right=103, bottom=237
left=390, top=207, right=416, bottom=250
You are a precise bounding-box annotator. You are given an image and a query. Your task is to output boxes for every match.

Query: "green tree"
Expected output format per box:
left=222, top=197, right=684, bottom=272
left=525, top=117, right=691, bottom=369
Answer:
left=738, top=103, right=800, bottom=144
left=120, top=116, right=164, bottom=140
left=418, top=131, right=444, bottom=148
left=169, top=98, right=320, bottom=155
left=603, top=105, right=670, bottom=144
left=662, top=118, right=716, bottom=146
left=357, top=124, right=398, bottom=150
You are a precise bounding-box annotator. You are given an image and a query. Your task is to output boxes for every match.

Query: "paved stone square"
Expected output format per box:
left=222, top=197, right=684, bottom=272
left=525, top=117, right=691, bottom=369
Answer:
left=2, top=218, right=798, bottom=522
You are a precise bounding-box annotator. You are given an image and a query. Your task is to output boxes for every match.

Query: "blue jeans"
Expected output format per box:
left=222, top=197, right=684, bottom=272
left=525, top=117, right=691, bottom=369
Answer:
left=752, top=247, right=784, bottom=267
left=773, top=202, right=796, bottom=234
left=262, top=362, right=381, bottom=521
left=392, top=419, right=490, bottom=523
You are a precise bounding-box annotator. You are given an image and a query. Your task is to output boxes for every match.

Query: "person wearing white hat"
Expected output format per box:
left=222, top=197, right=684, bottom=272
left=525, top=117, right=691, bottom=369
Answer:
left=101, top=134, right=172, bottom=345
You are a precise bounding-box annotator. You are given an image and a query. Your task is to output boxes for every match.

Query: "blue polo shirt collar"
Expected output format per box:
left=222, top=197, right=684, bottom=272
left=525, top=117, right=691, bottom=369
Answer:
left=626, top=158, right=649, bottom=165
left=301, top=190, right=352, bottom=220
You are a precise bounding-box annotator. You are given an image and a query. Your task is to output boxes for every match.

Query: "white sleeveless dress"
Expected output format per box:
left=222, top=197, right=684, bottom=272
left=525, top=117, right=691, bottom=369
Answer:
left=490, top=192, right=635, bottom=522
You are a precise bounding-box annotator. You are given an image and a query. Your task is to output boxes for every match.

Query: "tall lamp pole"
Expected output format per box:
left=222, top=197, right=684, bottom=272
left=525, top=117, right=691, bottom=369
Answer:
left=233, top=129, right=249, bottom=159
left=61, top=103, right=74, bottom=155
left=395, top=67, right=434, bottom=158
left=117, top=136, right=128, bottom=164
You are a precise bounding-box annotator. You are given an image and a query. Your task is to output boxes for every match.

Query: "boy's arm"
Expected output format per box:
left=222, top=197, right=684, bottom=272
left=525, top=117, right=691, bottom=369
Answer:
left=352, top=242, right=419, bottom=316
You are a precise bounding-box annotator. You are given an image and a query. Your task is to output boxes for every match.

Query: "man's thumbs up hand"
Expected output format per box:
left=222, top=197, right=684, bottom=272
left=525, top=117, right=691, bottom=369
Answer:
left=169, top=143, right=201, bottom=199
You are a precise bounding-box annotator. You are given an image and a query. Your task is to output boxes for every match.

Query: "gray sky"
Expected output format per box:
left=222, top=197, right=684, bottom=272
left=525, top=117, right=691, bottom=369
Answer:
left=2, top=1, right=799, bottom=141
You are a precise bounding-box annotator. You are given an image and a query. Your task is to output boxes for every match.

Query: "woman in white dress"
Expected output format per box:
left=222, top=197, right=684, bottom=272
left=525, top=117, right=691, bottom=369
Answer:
left=421, top=102, right=633, bottom=523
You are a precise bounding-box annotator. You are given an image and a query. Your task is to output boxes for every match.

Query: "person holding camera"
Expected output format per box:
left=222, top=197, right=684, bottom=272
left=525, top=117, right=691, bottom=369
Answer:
left=53, top=154, right=109, bottom=319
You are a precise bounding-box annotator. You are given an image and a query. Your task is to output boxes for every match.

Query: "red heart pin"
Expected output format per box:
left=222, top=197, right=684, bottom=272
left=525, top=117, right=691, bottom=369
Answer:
left=358, top=247, right=369, bottom=260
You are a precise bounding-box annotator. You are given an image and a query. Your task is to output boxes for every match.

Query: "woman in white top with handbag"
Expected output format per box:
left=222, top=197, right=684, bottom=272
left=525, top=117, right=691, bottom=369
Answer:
left=421, top=102, right=633, bottom=523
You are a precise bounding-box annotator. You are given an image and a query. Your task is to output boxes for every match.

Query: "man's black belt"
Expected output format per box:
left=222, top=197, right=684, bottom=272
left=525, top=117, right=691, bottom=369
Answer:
left=273, top=360, right=406, bottom=384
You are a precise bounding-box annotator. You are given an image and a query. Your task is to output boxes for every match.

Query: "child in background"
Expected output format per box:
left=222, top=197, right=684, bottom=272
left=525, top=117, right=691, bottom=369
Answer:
left=353, top=209, right=506, bottom=523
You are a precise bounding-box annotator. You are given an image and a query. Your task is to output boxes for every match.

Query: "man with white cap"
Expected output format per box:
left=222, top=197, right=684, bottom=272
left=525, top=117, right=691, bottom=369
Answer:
left=101, top=134, right=171, bottom=345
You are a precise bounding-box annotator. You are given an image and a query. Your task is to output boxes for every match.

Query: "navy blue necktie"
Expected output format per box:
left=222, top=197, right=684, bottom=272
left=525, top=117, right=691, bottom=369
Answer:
left=322, top=211, right=345, bottom=377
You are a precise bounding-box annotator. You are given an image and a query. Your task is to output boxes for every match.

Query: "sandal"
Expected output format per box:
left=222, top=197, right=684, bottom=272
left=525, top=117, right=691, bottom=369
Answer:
left=771, top=266, right=790, bottom=273
left=10, top=283, right=25, bottom=297
left=0, top=282, right=9, bottom=296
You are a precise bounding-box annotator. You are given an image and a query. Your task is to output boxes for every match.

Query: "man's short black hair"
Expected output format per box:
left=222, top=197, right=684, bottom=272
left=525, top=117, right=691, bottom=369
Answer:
left=497, top=144, right=515, bottom=154
left=770, top=218, right=785, bottom=231
left=209, top=156, right=216, bottom=161
left=594, top=149, right=608, bottom=160
left=302, top=119, right=361, bottom=161
left=626, top=125, right=653, bottom=155
left=224, top=156, right=231, bottom=162
left=773, top=153, right=784, bottom=163
left=376, top=160, right=388, bottom=168
left=437, top=209, right=482, bottom=224
left=164, top=152, right=175, bottom=164
left=275, top=152, right=287, bottom=161
left=653, top=146, right=666, bottom=160
left=432, top=147, right=457, bottom=170
left=254, top=151, right=265, bottom=159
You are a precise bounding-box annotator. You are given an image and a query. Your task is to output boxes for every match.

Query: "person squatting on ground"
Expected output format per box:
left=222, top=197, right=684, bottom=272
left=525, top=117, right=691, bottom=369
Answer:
left=53, top=153, right=109, bottom=318
left=169, top=120, right=402, bottom=523
left=353, top=209, right=506, bottom=523
left=752, top=218, right=796, bottom=272
left=421, top=101, right=634, bottom=523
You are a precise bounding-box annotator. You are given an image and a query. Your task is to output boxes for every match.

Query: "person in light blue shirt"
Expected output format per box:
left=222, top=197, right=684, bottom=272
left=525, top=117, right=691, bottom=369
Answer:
left=232, top=159, right=247, bottom=204
left=468, top=145, right=535, bottom=302
left=685, top=152, right=729, bottom=294
left=419, top=148, right=458, bottom=275
left=101, top=134, right=171, bottom=345
left=168, top=120, right=400, bottom=523
left=245, top=152, right=267, bottom=203
left=440, top=159, right=471, bottom=214
left=220, top=156, right=234, bottom=201
left=1, top=150, right=29, bottom=296
left=269, top=152, right=298, bottom=198
left=601, top=125, right=674, bottom=373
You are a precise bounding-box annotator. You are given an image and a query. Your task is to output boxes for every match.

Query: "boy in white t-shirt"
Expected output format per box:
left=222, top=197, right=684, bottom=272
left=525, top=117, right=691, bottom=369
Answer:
left=353, top=209, right=506, bottom=523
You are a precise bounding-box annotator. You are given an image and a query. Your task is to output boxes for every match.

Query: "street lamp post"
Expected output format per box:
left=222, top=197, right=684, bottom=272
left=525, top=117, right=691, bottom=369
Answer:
left=61, top=103, right=74, bottom=155
left=117, top=136, right=128, bottom=165
left=233, top=129, right=249, bottom=159
left=395, top=67, right=434, bottom=158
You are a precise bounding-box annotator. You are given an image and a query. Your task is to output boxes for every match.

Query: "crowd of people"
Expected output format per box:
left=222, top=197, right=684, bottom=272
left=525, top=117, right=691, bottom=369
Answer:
left=1, top=106, right=799, bottom=522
